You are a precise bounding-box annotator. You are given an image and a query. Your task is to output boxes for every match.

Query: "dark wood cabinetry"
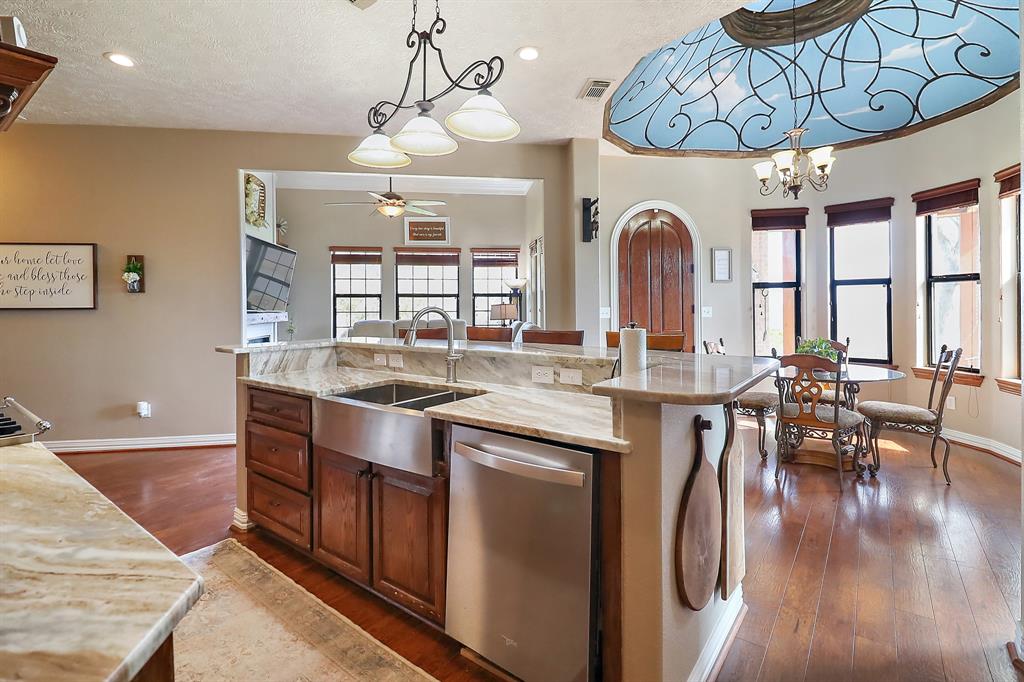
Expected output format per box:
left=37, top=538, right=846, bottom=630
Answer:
left=248, top=388, right=311, bottom=433
left=249, top=473, right=312, bottom=550
left=246, top=420, right=310, bottom=492
left=313, top=446, right=372, bottom=585
left=371, top=464, right=448, bottom=625
left=0, top=43, right=57, bottom=133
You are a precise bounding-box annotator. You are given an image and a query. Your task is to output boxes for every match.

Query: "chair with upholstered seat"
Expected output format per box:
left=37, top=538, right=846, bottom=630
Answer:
left=858, top=345, right=962, bottom=484
left=799, top=337, right=851, bottom=407
left=704, top=338, right=779, bottom=459
left=775, top=350, right=866, bottom=490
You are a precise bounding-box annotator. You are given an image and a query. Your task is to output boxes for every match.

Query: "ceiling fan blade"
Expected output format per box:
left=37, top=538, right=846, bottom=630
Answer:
left=324, top=202, right=376, bottom=206
left=407, top=200, right=447, bottom=206
left=368, top=192, right=389, bottom=202
left=404, top=206, right=437, bottom=217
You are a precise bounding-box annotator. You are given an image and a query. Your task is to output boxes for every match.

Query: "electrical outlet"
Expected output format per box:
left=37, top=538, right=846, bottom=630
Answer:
left=136, top=401, right=151, bottom=418
left=388, top=353, right=404, bottom=369
left=701, top=306, right=713, bottom=318
left=559, top=368, right=583, bottom=385
left=374, top=353, right=388, bottom=366
left=945, top=396, right=956, bottom=410
left=532, top=366, right=555, bottom=384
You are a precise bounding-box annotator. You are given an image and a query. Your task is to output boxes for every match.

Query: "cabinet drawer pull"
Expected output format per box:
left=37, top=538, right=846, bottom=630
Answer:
left=356, top=469, right=367, bottom=478
left=270, top=447, right=279, bottom=453
left=269, top=499, right=281, bottom=507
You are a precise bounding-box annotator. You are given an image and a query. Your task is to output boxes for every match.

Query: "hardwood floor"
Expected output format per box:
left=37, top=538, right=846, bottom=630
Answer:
left=59, top=425, right=1021, bottom=682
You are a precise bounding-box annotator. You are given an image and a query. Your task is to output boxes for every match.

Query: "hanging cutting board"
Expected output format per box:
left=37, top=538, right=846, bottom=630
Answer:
left=674, top=416, right=722, bottom=611
left=719, top=402, right=745, bottom=600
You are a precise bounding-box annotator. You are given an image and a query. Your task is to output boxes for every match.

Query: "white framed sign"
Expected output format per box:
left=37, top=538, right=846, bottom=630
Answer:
left=0, top=243, right=97, bottom=309
left=711, top=247, right=732, bottom=283
left=404, top=217, right=450, bottom=245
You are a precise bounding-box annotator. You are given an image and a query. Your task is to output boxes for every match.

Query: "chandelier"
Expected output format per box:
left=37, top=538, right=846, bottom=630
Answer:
left=752, top=0, right=836, bottom=200
left=348, top=0, right=521, bottom=169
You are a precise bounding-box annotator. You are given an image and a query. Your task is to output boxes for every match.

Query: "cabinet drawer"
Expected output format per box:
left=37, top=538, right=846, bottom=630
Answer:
left=248, top=388, right=311, bottom=434
left=246, top=421, right=310, bottom=492
left=249, top=473, right=312, bottom=550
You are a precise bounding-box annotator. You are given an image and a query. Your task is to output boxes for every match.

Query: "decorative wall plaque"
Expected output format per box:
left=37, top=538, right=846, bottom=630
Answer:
left=0, top=243, right=97, bottom=309
left=404, top=217, right=450, bottom=245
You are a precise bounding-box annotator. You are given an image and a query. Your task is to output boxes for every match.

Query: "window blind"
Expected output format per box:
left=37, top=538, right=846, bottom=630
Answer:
left=329, top=246, right=383, bottom=265
left=393, top=247, right=461, bottom=266
left=751, top=207, right=809, bottom=231
left=824, top=197, right=895, bottom=227
left=995, top=163, right=1021, bottom=198
left=470, top=247, right=520, bottom=267
left=912, top=179, right=980, bottom=216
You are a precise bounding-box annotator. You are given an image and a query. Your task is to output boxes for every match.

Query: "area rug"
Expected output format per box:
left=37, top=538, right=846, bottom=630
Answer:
left=175, top=539, right=435, bottom=681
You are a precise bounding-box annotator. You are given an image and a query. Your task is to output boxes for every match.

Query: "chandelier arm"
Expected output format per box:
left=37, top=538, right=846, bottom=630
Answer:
left=366, top=29, right=428, bottom=130
left=759, top=176, right=782, bottom=196
left=425, top=16, right=504, bottom=98
left=804, top=172, right=829, bottom=191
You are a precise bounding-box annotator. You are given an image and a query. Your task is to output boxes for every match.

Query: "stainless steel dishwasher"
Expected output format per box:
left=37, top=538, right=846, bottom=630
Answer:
left=446, top=425, right=596, bottom=682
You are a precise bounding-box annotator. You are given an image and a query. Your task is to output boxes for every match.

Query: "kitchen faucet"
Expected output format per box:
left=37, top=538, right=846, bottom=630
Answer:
left=404, top=306, right=462, bottom=383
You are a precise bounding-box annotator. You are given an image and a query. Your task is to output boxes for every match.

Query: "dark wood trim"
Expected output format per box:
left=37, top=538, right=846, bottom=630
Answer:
left=721, top=0, right=869, bottom=47
left=130, top=632, right=173, bottom=682
left=0, top=43, right=58, bottom=133
left=751, top=207, right=809, bottom=230
left=824, top=197, right=894, bottom=226
left=995, top=377, right=1022, bottom=396
left=599, top=452, right=622, bottom=682
left=912, top=178, right=981, bottom=215
left=911, top=366, right=985, bottom=387
left=469, top=247, right=521, bottom=254
left=394, top=246, right=461, bottom=266
left=330, top=246, right=384, bottom=265
left=995, top=163, right=1021, bottom=198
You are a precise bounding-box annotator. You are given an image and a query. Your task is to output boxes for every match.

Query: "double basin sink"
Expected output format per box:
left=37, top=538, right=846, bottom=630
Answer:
left=312, top=381, right=479, bottom=477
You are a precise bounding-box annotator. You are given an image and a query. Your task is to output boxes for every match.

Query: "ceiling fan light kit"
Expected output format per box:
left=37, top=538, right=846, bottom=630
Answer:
left=349, top=0, right=520, bottom=169
left=325, top=176, right=448, bottom=219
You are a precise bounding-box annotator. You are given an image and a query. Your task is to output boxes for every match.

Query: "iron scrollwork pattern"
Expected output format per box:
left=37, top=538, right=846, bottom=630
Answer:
left=605, top=0, right=1020, bottom=155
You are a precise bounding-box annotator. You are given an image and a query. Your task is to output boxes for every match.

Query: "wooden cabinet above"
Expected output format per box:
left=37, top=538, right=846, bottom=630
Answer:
left=0, top=42, right=57, bottom=132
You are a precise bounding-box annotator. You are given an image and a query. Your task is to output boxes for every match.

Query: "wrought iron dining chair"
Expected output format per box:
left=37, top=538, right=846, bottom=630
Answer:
left=774, top=350, right=866, bottom=490
left=704, top=338, right=779, bottom=459
left=857, top=345, right=963, bottom=484
left=802, top=336, right=851, bottom=406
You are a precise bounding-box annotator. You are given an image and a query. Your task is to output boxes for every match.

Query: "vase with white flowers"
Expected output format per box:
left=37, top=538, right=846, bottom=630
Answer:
left=122, top=258, right=144, bottom=293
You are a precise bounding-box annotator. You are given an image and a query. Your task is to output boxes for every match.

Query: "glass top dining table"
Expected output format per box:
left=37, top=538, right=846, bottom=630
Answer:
left=776, top=363, right=906, bottom=408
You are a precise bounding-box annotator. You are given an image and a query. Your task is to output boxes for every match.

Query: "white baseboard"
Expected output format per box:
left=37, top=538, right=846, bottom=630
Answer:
left=690, top=587, right=744, bottom=682
left=43, top=433, right=236, bottom=453
left=232, top=507, right=255, bottom=531
left=943, top=429, right=1021, bottom=464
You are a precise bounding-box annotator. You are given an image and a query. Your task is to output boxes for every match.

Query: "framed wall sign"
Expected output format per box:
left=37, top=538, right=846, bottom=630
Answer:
left=0, top=243, right=98, bottom=309
left=711, top=247, right=732, bottom=283
left=404, top=217, right=450, bottom=245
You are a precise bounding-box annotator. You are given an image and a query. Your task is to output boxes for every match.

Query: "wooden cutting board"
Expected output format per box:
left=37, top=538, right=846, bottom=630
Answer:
left=719, top=402, right=745, bottom=600
left=675, top=416, right=723, bottom=611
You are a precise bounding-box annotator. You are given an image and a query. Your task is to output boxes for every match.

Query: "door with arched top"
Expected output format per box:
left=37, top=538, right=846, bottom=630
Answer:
left=616, top=208, right=694, bottom=351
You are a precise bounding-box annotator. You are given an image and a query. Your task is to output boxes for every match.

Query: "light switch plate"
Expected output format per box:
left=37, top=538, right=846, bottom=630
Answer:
left=946, top=396, right=955, bottom=410
left=532, top=366, right=555, bottom=384
left=559, top=368, right=583, bottom=385
left=374, top=353, right=388, bottom=366
left=599, top=307, right=611, bottom=319
left=701, top=306, right=713, bottom=318
left=388, top=353, right=404, bottom=369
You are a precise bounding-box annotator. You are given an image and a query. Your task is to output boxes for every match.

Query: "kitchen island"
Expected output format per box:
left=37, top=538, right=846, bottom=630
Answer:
left=216, top=337, right=777, bottom=681
left=0, top=441, right=204, bottom=681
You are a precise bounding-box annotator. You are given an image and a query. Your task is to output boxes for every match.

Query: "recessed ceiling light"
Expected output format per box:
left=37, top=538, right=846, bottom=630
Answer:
left=103, top=52, right=135, bottom=67
left=517, top=46, right=539, bottom=61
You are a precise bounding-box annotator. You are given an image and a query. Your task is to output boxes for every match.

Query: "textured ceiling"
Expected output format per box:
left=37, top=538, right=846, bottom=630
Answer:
left=7, top=0, right=746, bottom=144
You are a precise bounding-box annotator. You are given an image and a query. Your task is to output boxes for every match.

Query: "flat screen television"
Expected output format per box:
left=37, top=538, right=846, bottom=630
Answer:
left=245, top=235, right=297, bottom=312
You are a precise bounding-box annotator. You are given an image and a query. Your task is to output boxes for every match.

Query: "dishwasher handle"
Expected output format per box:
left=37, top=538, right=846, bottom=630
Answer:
left=453, top=441, right=586, bottom=488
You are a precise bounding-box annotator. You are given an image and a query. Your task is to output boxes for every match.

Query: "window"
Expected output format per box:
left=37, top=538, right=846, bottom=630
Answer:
left=471, top=248, right=519, bottom=326
left=331, top=247, right=382, bottom=336
left=826, top=198, right=895, bottom=364
left=395, top=247, right=460, bottom=319
left=996, top=163, right=1021, bottom=377
left=750, top=208, right=805, bottom=356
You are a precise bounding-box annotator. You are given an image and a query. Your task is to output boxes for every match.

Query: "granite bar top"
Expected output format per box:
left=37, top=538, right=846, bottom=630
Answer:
left=592, top=353, right=780, bottom=405
left=241, top=367, right=630, bottom=453
left=215, top=338, right=337, bottom=355
left=0, top=441, right=204, bottom=681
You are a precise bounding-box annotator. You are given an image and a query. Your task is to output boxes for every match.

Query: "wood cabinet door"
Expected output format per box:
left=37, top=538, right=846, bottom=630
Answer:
left=371, top=464, right=448, bottom=625
left=313, top=446, right=372, bottom=585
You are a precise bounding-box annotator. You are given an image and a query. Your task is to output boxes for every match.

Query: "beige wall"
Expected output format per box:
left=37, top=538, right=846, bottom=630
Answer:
left=277, top=188, right=528, bottom=340
left=0, top=125, right=570, bottom=442
left=598, top=94, right=1021, bottom=452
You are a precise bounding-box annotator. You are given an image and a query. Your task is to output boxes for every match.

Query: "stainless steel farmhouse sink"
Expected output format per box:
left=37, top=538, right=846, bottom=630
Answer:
left=313, top=381, right=479, bottom=477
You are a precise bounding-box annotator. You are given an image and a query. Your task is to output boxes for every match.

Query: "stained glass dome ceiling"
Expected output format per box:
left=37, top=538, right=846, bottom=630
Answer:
left=604, top=0, right=1020, bottom=156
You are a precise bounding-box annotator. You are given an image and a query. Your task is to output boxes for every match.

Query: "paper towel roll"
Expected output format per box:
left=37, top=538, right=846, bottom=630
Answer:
left=619, top=326, right=647, bottom=375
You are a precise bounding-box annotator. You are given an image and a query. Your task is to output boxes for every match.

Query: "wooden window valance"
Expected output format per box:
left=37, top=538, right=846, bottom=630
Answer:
left=751, top=207, right=809, bottom=231
left=471, top=247, right=520, bottom=267
left=824, top=197, right=895, bottom=227
left=329, top=246, right=383, bottom=265
left=995, top=163, right=1021, bottom=198
left=394, top=246, right=461, bottom=266
left=912, top=179, right=980, bottom=216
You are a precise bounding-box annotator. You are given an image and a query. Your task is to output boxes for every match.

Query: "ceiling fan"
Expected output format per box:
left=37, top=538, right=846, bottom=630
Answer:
left=324, top=177, right=446, bottom=218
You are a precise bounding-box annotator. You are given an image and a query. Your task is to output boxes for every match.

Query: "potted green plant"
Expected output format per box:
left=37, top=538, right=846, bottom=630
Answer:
left=796, top=337, right=838, bottom=362
left=122, top=258, right=143, bottom=293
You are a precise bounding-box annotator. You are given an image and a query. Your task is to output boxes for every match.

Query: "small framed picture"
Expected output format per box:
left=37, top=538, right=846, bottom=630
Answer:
left=711, top=247, right=732, bottom=283
left=404, top=217, right=450, bottom=245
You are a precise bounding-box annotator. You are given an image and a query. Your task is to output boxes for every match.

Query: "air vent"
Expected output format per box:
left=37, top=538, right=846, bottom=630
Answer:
left=348, top=0, right=377, bottom=8
left=578, top=79, right=613, bottom=100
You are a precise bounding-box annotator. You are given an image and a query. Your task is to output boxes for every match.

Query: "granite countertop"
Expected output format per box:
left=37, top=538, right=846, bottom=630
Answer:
left=241, top=367, right=631, bottom=453
left=0, top=442, right=204, bottom=681
left=592, top=353, right=780, bottom=405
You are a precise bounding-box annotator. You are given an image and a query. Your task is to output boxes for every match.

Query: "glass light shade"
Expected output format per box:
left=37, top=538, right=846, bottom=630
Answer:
left=753, top=161, right=775, bottom=181
left=347, top=132, right=411, bottom=169
left=771, top=149, right=796, bottom=173
left=377, top=204, right=405, bottom=218
left=391, top=114, right=458, bottom=156
left=808, top=146, right=834, bottom=168
left=444, top=93, right=521, bottom=142
left=504, top=277, right=528, bottom=290
left=820, top=156, right=836, bottom=175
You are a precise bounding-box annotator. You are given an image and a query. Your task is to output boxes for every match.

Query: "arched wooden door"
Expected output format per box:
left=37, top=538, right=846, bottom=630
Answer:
left=617, top=208, right=694, bottom=350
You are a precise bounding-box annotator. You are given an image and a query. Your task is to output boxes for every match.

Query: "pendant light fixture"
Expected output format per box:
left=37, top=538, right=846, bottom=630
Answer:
left=349, top=0, right=520, bottom=169
left=752, top=0, right=836, bottom=200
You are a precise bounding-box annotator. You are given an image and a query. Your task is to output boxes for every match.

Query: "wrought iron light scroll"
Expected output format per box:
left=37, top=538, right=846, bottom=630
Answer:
left=348, top=0, right=520, bottom=169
